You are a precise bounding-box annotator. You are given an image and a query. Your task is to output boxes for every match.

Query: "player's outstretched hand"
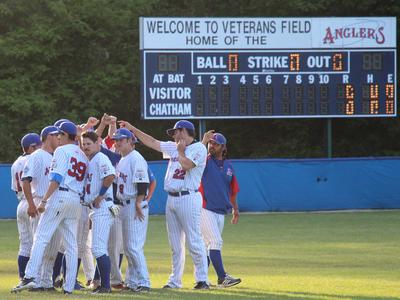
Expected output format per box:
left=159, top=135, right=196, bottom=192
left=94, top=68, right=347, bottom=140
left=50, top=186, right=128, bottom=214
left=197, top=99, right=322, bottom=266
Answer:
left=231, top=209, right=239, bottom=224
left=101, top=113, right=110, bottom=124
left=202, top=130, right=215, bottom=144
left=118, top=120, right=134, bottom=131
left=38, top=202, right=46, bottom=213
left=27, top=204, right=39, bottom=217
left=87, top=117, right=100, bottom=127
left=135, top=202, right=145, bottom=222
left=109, top=115, right=117, bottom=125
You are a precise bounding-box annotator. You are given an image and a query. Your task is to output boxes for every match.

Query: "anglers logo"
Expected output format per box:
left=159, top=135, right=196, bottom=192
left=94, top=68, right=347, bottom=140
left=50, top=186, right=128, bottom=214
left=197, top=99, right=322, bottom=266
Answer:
left=323, top=21, right=386, bottom=45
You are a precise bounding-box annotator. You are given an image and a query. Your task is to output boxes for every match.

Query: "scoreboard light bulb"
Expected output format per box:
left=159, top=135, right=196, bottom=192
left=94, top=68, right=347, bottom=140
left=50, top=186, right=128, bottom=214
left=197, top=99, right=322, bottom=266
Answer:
left=228, top=54, right=239, bottom=72
left=385, top=84, right=394, bottom=98
left=370, top=84, right=379, bottom=99
left=332, top=53, right=343, bottom=71
left=345, top=84, right=354, bottom=99
left=289, top=53, right=300, bottom=71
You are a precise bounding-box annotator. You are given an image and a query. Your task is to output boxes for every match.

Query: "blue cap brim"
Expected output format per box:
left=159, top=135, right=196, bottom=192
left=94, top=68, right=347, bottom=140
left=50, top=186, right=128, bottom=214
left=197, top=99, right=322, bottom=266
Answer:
left=166, top=128, right=176, bottom=136
left=112, top=134, right=128, bottom=140
left=49, top=129, right=61, bottom=135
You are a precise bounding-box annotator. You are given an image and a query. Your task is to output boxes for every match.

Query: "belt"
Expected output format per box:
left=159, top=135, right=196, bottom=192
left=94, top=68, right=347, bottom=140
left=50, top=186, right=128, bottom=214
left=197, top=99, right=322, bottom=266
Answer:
left=87, top=197, right=113, bottom=209
left=120, top=199, right=148, bottom=206
left=59, top=186, right=83, bottom=197
left=168, top=190, right=197, bottom=197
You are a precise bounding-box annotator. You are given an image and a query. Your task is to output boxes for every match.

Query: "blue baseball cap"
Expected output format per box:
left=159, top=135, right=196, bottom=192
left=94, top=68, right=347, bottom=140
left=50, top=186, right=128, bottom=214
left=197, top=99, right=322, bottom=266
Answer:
left=112, top=128, right=138, bottom=142
left=54, top=118, right=71, bottom=127
left=50, top=121, right=77, bottom=135
left=210, top=133, right=227, bottom=145
left=166, top=120, right=195, bottom=136
left=40, top=126, right=59, bottom=140
left=21, top=133, right=42, bottom=149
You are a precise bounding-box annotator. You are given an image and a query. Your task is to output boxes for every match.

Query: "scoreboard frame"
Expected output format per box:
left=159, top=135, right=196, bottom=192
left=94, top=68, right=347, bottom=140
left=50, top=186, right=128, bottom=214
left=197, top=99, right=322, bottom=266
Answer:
left=140, top=17, right=397, bottom=120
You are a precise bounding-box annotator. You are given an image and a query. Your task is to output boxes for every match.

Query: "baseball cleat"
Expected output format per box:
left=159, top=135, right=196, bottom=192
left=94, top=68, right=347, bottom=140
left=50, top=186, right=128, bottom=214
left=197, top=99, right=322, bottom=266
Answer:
left=111, top=282, right=124, bottom=289
left=89, top=279, right=101, bottom=290
left=29, top=286, right=57, bottom=292
left=193, top=281, right=209, bottom=290
left=133, top=286, right=150, bottom=292
left=53, top=276, right=63, bottom=288
left=92, top=286, right=111, bottom=294
left=217, top=274, right=241, bottom=288
left=28, top=287, right=45, bottom=292
left=11, top=277, right=37, bottom=293
left=74, top=280, right=85, bottom=290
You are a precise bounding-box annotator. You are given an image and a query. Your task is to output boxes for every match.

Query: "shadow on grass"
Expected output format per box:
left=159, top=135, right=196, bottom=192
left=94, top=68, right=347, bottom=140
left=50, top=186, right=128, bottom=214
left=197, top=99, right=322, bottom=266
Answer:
left=116, top=287, right=400, bottom=300
left=276, top=290, right=400, bottom=300
left=3, top=287, right=399, bottom=300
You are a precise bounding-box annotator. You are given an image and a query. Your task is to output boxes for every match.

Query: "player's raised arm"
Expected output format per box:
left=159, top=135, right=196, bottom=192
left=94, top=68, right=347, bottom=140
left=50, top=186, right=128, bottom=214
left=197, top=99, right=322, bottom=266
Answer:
left=118, top=120, right=161, bottom=152
left=96, top=113, right=111, bottom=137
left=201, top=130, right=215, bottom=146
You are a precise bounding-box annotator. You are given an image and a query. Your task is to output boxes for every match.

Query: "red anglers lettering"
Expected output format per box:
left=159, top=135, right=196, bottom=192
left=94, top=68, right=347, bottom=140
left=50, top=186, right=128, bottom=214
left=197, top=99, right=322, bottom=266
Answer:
left=323, top=26, right=385, bottom=45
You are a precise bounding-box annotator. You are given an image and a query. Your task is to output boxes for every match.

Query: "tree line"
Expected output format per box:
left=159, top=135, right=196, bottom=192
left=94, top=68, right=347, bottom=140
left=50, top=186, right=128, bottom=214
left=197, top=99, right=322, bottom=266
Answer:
left=0, top=0, right=399, bottom=162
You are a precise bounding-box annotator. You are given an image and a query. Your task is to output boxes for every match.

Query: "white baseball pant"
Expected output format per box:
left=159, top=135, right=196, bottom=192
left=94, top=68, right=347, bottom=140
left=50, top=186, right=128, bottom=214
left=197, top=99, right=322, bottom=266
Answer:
left=165, top=192, right=208, bottom=288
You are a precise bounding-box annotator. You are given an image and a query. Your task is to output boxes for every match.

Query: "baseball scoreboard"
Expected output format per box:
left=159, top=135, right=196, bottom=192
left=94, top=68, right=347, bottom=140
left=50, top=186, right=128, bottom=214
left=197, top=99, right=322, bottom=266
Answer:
left=139, top=17, right=396, bottom=119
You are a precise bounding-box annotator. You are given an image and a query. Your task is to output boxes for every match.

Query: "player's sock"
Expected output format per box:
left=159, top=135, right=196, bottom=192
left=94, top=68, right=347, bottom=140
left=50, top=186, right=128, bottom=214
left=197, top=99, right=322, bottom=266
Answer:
left=76, top=258, right=81, bottom=281
left=62, top=255, right=66, bottom=279
left=209, top=249, right=226, bottom=280
left=119, top=253, right=123, bottom=268
left=93, top=264, right=100, bottom=280
left=18, top=255, right=30, bottom=278
left=96, top=255, right=111, bottom=289
left=52, top=252, right=64, bottom=283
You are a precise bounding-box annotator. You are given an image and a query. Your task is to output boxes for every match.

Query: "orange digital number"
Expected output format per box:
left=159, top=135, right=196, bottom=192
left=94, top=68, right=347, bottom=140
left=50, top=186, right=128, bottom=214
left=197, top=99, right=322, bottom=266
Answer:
left=289, top=53, right=300, bottom=71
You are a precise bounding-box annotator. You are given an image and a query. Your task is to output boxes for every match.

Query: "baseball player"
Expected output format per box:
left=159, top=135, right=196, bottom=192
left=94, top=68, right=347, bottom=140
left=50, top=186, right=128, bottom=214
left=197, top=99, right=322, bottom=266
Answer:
left=11, top=133, right=42, bottom=280
left=119, top=119, right=209, bottom=289
left=81, top=130, right=117, bottom=294
left=12, top=121, right=88, bottom=294
left=50, top=118, right=72, bottom=286
left=112, top=128, right=151, bottom=292
left=21, top=126, right=63, bottom=291
left=200, top=131, right=241, bottom=287
left=122, top=165, right=156, bottom=287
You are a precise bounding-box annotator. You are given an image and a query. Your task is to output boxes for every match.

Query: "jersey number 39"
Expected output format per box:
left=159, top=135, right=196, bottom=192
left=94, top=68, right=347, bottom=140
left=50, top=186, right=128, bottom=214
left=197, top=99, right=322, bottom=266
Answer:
left=68, top=157, right=87, bottom=182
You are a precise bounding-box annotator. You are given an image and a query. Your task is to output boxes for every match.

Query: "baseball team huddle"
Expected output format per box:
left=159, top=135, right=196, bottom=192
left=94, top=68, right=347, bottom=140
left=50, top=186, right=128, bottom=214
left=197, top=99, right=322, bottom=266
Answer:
left=11, top=114, right=241, bottom=294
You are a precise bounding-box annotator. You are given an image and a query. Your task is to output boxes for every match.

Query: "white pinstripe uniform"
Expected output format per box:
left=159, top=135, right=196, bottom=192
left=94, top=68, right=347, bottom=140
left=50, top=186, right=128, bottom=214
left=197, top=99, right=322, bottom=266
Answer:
left=84, top=152, right=115, bottom=258
left=22, top=148, right=63, bottom=288
left=76, top=206, right=91, bottom=267
left=81, top=227, right=95, bottom=282
left=11, top=155, right=32, bottom=258
left=108, top=212, right=123, bottom=284
left=116, top=150, right=150, bottom=289
left=24, top=144, right=88, bottom=293
left=160, top=141, right=208, bottom=288
left=200, top=209, right=225, bottom=250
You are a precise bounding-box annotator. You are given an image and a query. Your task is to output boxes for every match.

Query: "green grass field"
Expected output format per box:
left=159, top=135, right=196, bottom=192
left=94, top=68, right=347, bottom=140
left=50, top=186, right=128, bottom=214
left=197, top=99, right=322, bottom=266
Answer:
left=1, top=211, right=399, bottom=299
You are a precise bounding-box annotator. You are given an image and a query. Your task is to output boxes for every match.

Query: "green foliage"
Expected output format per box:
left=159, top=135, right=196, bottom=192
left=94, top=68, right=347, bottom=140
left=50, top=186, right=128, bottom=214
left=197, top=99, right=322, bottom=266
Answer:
left=0, top=0, right=399, bottom=162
